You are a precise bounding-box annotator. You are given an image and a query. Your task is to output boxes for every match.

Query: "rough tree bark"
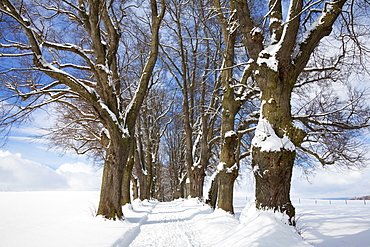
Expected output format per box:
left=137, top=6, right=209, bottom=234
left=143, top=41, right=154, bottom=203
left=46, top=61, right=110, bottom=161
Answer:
left=235, top=0, right=348, bottom=224
left=121, top=139, right=135, bottom=205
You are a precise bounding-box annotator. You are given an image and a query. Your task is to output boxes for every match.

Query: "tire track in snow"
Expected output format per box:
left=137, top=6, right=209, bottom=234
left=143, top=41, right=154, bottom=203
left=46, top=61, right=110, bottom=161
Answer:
left=127, top=200, right=205, bottom=247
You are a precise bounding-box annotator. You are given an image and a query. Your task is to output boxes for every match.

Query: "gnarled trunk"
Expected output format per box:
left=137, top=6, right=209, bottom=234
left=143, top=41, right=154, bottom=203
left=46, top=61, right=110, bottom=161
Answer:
left=217, top=171, right=238, bottom=214
left=216, top=77, right=239, bottom=213
left=252, top=67, right=303, bottom=225
left=188, top=166, right=205, bottom=198
left=97, top=137, right=130, bottom=220
left=252, top=148, right=296, bottom=224
left=216, top=126, right=239, bottom=213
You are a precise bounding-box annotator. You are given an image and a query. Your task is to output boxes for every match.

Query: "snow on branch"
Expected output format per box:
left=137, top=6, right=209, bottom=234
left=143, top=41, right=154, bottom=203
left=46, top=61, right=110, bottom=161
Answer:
left=293, top=0, right=347, bottom=74
left=0, top=52, right=34, bottom=57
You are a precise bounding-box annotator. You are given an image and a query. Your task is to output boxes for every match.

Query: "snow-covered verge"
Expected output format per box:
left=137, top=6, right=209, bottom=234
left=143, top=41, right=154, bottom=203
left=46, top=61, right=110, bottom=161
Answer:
left=295, top=199, right=370, bottom=247
left=1, top=191, right=369, bottom=247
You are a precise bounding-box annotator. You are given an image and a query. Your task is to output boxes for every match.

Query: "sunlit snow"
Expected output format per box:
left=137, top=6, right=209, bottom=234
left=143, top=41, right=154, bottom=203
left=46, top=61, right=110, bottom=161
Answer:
left=1, top=150, right=370, bottom=246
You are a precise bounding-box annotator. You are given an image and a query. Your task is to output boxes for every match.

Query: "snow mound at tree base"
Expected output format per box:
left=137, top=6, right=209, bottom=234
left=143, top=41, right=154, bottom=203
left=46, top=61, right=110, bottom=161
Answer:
left=235, top=202, right=311, bottom=246
left=194, top=202, right=310, bottom=246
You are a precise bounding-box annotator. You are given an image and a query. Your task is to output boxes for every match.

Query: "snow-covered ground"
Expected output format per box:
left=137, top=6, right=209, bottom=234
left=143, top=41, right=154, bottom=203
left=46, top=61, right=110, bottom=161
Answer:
left=295, top=199, right=370, bottom=247
left=1, top=191, right=369, bottom=247
left=1, top=150, right=369, bottom=246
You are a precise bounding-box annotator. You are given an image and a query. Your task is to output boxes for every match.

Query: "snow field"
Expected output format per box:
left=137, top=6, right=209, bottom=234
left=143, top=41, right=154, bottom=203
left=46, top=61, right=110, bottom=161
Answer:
left=1, top=191, right=369, bottom=247
left=295, top=199, right=370, bottom=247
left=0, top=191, right=128, bottom=247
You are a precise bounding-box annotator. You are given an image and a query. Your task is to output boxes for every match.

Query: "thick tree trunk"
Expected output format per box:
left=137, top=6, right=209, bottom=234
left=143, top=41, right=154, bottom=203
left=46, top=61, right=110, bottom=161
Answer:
left=151, top=165, right=158, bottom=199
left=174, top=175, right=187, bottom=199
left=121, top=138, right=136, bottom=205
left=216, top=80, right=239, bottom=213
left=188, top=167, right=205, bottom=198
left=213, top=0, right=239, bottom=213
left=97, top=137, right=129, bottom=220
left=206, top=175, right=219, bottom=209
left=217, top=172, right=237, bottom=214
left=131, top=176, right=139, bottom=200
left=139, top=174, right=153, bottom=200
left=252, top=68, right=303, bottom=225
left=252, top=149, right=296, bottom=225
left=121, top=145, right=135, bottom=205
left=216, top=124, right=239, bottom=213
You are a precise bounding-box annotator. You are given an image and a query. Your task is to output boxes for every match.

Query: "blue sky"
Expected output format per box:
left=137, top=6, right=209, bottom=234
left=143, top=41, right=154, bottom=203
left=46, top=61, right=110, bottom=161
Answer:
left=1, top=108, right=91, bottom=170
left=3, top=135, right=89, bottom=170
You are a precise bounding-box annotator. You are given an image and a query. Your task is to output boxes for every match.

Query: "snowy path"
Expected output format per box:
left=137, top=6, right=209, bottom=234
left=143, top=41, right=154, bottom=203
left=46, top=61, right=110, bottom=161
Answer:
left=112, top=198, right=310, bottom=247
left=113, top=199, right=209, bottom=247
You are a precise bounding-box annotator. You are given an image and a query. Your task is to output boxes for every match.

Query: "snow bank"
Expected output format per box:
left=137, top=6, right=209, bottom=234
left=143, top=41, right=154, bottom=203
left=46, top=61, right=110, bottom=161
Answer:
left=238, top=202, right=310, bottom=247
left=195, top=202, right=310, bottom=247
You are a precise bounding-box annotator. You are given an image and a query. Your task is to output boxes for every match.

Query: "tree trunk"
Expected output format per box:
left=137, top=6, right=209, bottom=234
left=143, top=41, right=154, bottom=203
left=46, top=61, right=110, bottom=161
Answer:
left=121, top=141, right=135, bottom=205
left=212, top=0, right=239, bottom=214
left=216, top=77, right=239, bottom=213
left=174, top=175, right=187, bottom=199
left=132, top=176, right=139, bottom=200
left=216, top=116, right=239, bottom=213
left=139, top=174, right=153, bottom=200
left=97, top=137, right=129, bottom=220
left=252, top=67, right=302, bottom=225
left=206, top=175, right=219, bottom=209
left=188, top=167, right=205, bottom=198
left=252, top=149, right=296, bottom=225
left=217, top=172, right=237, bottom=214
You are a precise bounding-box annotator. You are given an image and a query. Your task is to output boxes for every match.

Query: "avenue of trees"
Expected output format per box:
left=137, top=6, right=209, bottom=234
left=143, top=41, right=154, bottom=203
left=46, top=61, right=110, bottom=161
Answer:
left=1, top=0, right=369, bottom=226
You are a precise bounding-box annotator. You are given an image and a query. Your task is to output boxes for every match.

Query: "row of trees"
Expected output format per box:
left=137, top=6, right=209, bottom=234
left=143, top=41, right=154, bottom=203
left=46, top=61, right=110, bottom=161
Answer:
left=1, top=0, right=369, bottom=225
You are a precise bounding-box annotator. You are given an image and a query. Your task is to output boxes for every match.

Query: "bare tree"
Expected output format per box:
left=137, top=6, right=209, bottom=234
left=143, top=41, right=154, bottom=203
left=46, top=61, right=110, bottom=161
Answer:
left=206, top=0, right=261, bottom=213
left=0, top=0, right=165, bottom=220
left=160, top=0, right=223, bottom=199
left=232, top=0, right=370, bottom=225
left=134, top=84, right=172, bottom=200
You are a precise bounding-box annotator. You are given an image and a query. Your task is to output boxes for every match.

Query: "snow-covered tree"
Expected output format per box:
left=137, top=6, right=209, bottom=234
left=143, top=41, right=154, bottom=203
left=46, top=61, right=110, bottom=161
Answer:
left=233, top=0, right=370, bottom=224
left=0, top=0, right=165, bottom=220
left=207, top=0, right=260, bottom=213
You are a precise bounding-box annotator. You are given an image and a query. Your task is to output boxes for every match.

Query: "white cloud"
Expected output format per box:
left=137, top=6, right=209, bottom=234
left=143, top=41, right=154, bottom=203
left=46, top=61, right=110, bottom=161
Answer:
left=0, top=150, right=67, bottom=191
left=292, top=165, right=370, bottom=199
left=56, top=162, right=102, bottom=191
left=0, top=150, right=102, bottom=191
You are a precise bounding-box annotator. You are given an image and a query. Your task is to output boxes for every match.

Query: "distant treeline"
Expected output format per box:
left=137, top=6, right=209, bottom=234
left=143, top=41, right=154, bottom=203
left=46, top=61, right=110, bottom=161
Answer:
left=350, top=196, right=370, bottom=200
